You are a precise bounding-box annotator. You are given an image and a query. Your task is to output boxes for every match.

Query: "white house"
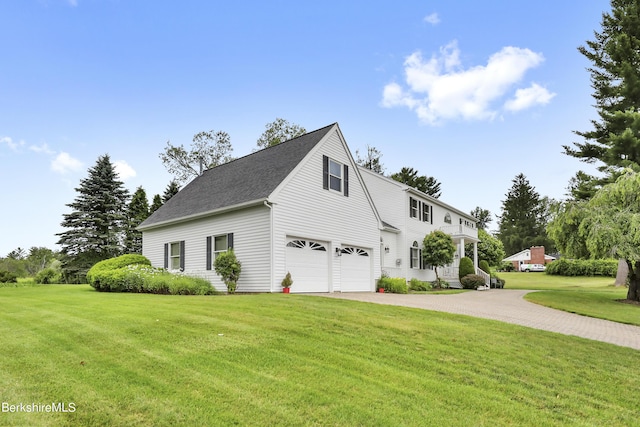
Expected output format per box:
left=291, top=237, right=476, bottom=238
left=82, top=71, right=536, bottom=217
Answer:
left=138, top=123, right=482, bottom=293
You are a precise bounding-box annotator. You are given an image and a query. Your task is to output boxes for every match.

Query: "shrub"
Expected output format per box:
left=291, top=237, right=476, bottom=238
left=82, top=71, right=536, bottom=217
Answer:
left=409, top=278, right=431, bottom=291
left=458, top=257, right=475, bottom=280
left=281, top=272, right=293, bottom=288
left=431, top=278, right=449, bottom=289
left=213, top=249, right=242, bottom=294
left=500, top=261, right=515, bottom=272
left=86, top=255, right=215, bottom=295
left=34, top=268, right=62, bottom=284
left=0, top=270, right=18, bottom=283
left=479, top=260, right=490, bottom=274
left=87, top=254, right=151, bottom=291
left=377, top=277, right=408, bottom=294
left=545, top=259, right=617, bottom=277
left=461, top=274, right=487, bottom=290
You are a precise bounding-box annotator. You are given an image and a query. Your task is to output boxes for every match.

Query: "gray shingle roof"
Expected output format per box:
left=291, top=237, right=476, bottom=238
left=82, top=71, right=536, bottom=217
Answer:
left=138, top=123, right=336, bottom=229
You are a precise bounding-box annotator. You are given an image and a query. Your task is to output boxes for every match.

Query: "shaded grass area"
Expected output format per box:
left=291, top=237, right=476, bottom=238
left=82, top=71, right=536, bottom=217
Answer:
left=1, top=285, right=639, bottom=426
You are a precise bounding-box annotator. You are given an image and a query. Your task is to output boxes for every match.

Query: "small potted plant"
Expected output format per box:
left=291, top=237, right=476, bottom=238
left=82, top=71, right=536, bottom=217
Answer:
left=281, top=271, right=293, bottom=293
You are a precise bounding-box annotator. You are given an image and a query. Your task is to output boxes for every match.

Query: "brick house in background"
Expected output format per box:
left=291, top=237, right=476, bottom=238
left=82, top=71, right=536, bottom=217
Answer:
left=502, top=246, right=556, bottom=270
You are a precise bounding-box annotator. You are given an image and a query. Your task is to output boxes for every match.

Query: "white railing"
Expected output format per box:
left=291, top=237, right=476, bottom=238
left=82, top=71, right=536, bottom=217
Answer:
left=439, top=225, right=478, bottom=239
left=476, top=268, right=490, bottom=290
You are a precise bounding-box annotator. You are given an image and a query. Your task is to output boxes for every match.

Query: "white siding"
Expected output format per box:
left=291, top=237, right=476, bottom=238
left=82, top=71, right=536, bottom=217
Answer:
left=142, top=205, right=271, bottom=293
left=271, top=129, right=380, bottom=292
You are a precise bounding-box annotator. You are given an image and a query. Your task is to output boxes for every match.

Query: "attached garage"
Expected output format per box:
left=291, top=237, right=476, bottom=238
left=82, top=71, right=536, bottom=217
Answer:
left=285, top=238, right=329, bottom=293
left=340, top=246, right=372, bottom=292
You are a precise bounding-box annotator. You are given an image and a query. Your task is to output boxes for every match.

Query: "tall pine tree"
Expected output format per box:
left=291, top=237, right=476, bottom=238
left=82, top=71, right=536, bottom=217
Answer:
left=563, top=0, right=640, bottom=199
left=57, top=154, right=129, bottom=281
left=125, top=186, right=150, bottom=254
left=390, top=167, right=442, bottom=198
left=497, top=174, right=551, bottom=256
left=162, top=180, right=180, bottom=203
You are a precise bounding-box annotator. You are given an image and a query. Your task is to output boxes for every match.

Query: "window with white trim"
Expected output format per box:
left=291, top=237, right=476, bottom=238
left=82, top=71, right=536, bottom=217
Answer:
left=214, top=234, right=229, bottom=259
left=422, top=203, right=431, bottom=223
left=444, top=213, right=452, bottom=224
left=329, top=159, right=342, bottom=192
left=411, top=241, right=420, bottom=269
left=169, top=242, right=182, bottom=270
left=410, top=197, right=419, bottom=219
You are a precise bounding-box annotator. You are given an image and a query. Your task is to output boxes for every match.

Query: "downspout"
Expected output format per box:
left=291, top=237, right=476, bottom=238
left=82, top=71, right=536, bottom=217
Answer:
left=264, top=200, right=274, bottom=292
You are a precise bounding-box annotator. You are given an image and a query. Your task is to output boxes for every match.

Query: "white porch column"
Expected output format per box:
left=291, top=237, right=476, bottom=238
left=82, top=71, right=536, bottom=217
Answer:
left=473, top=241, right=478, bottom=268
left=459, top=237, right=465, bottom=261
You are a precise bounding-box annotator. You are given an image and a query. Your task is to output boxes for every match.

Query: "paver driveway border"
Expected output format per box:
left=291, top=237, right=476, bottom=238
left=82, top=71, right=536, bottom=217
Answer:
left=313, top=289, right=640, bottom=351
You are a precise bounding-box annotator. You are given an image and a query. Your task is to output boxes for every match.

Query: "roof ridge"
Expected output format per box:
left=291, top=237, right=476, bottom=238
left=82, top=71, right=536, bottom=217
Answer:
left=202, top=123, right=337, bottom=175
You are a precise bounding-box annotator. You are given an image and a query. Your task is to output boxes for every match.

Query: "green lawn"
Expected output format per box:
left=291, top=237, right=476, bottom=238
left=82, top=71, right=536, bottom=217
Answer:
left=496, top=272, right=640, bottom=326
left=1, top=285, right=639, bottom=426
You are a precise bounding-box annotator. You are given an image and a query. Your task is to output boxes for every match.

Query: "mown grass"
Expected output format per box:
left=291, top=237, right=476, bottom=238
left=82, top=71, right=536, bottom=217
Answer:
left=1, top=285, right=639, bottom=426
left=499, top=272, right=614, bottom=290
left=498, top=272, right=640, bottom=326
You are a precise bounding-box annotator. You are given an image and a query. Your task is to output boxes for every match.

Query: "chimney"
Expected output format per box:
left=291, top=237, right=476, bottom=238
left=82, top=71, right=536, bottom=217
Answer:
left=530, top=246, right=545, bottom=265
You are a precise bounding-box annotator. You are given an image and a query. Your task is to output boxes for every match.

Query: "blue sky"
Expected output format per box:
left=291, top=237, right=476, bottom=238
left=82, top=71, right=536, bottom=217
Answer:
left=1, top=0, right=610, bottom=257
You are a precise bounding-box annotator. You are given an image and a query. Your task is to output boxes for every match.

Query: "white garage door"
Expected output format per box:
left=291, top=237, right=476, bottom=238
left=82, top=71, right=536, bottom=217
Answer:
left=285, top=239, right=329, bottom=293
left=341, top=247, right=372, bottom=292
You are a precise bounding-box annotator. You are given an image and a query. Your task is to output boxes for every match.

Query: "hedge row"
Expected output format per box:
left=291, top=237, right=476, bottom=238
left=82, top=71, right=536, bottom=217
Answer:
left=87, top=255, right=216, bottom=295
left=545, top=258, right=618, bottom=277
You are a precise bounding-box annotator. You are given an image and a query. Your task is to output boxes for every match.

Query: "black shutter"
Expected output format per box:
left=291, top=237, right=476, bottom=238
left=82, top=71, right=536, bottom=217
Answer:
left=409, top=197, right=413, bottom=218
left=179, top=240, right=185, bottom=270
left=227, top=233, right=234, bottom=249
left=343, top=164, right=349, bottom=197
left=419, top=249, right=423, bottom=269
left=206, top=236, right=212, bottom=270
left=430, top=205, right=433, bottom=224
left=164, top=243, right=169, bottom=269
left=322, top=155, right=329, bottom=190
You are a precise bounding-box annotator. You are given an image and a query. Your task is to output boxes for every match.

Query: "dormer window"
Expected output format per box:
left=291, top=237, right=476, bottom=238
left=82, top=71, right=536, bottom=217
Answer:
left=444, top=213, right=452, bottom=224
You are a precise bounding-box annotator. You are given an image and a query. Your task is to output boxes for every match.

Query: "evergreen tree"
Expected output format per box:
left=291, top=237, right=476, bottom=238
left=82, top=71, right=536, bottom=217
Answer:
left=150, top=194, right=163, bottom=213
left=391, top=167, right=442, bottom=198
left=125, top=186, right=150, bottom=254
left=56, top=154, right=130, bottom=282
left=497, top=173, right=551, bottom=256
left=563, top=0, right=640, bottom=199
left=162, top=180, right=180, bottom=203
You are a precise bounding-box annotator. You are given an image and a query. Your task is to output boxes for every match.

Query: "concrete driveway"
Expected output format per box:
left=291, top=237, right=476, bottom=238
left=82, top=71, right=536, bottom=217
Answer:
left=315, top=290, right=640, bottom=351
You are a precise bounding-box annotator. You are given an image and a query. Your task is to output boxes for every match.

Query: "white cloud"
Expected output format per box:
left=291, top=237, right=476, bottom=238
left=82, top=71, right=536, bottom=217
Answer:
left=381, top=40, right=551, bottom=124
left=67, top=0, right=78, bottom=6
left=504, top=83, right=556, bottom=111
left=51, top=152, right=83, bottom=174
left=1, top=136, right=25, bottom=152
left=424, top=13, right=440, bottom=25
left=29, top=143, right=55, bottom=155
left=114, top=160, right=137, bottom=181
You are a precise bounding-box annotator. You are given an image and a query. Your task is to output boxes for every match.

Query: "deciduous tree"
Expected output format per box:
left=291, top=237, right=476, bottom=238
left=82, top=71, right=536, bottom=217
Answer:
left=422, top=230, right=456, bottom=284
left=355, top=145, right=385, bottom=174
left=561, top=170, right=640, bottom=301
left=160, top=130, right=233, bottom=184
left=256, top=118, right=306, bottom=149
left=470, top=207, right=492, bottom=230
